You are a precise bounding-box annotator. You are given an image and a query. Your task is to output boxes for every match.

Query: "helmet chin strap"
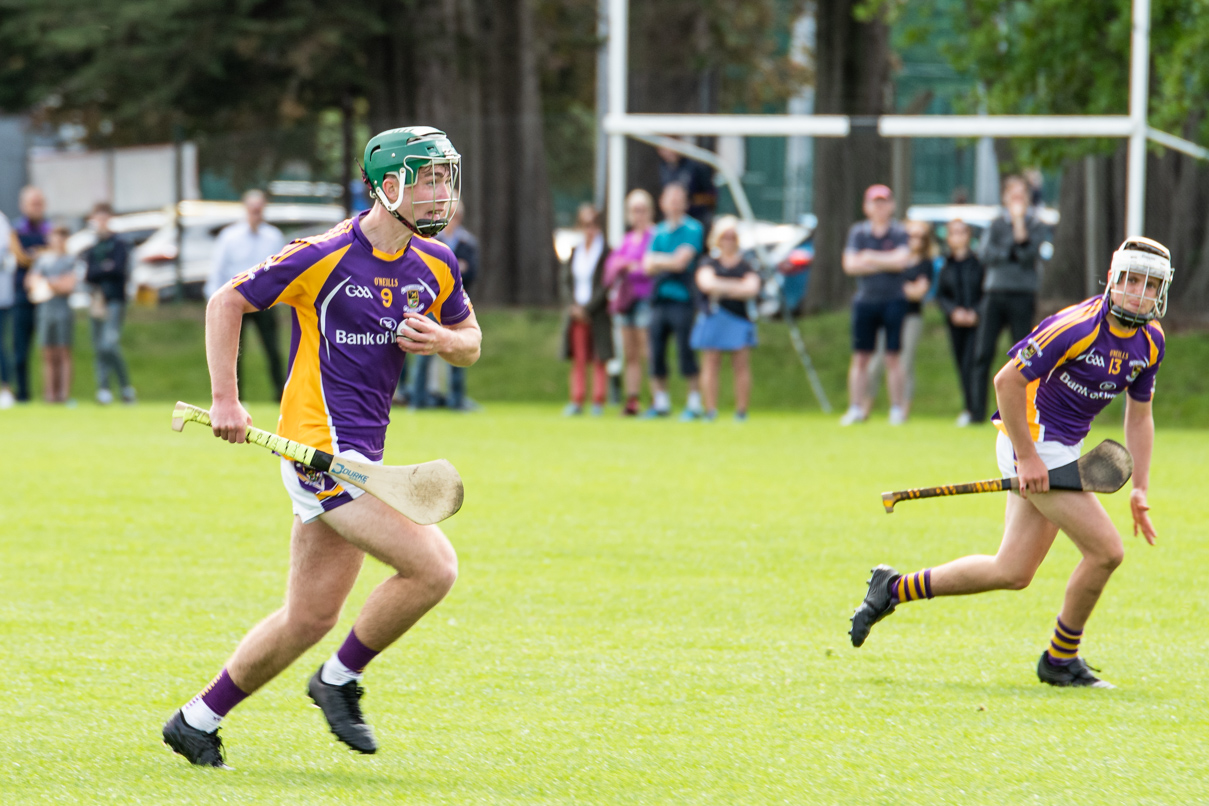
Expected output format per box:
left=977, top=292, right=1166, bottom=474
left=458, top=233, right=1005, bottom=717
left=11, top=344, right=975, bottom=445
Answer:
left=370, top=183, right=424, bottom=236
left=389, top=205, right=424, bottom=236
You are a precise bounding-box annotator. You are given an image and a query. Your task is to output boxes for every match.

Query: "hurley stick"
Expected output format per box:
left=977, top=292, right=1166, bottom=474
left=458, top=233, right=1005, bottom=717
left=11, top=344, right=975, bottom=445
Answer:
left=881, top=439, right=1133, bottom=513
left=171, top=401, right=464, bottom=525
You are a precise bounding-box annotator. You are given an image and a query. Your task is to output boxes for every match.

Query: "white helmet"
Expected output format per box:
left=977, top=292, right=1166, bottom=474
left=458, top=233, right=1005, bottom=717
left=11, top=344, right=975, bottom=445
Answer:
left=1104, top=236, right=1172, bottom=326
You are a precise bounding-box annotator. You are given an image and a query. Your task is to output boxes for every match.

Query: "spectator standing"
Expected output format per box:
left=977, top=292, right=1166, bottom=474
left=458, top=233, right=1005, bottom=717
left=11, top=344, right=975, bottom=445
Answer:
left=205, top=190, right=287, bottom=401
left=8, top=186, right=50, bottom=403
left=839, top=184, right=913, bottom=426
left=0, top=209, right=14, bottom=409
left=935, top=219, right=984, bottom=426
left=691, top=216, right=761, bottom=421
left=603, top=189, right=656, bottom=416
left=864, top=219, right=935, bottom=420
left=560, top=204, right=613, bottom=415
left=657, top=141, right=718, bottom=234
left=969, top=175, right=1049, bottom=422
left=83, top=202, right=136, bottom=404
left=28, top=224, right=78, bottom=403
left=642, top=183, right=705, bottom=420
left=408, top=205, right=480, bottom=410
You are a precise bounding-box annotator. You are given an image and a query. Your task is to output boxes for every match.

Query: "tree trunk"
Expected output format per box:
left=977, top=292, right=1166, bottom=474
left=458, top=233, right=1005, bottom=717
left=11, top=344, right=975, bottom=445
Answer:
left=626, top=2, right=718, bottom=209
left=365, top=0, right=558, bottom=305
left=809, top=0, right=893, bottom=310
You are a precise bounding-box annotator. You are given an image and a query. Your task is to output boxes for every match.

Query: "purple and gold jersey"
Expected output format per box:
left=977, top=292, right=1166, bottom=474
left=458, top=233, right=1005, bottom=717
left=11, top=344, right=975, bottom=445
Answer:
left=232, top=211, right=472, bottom=461
left=992, top=296, right=1164, bottom=446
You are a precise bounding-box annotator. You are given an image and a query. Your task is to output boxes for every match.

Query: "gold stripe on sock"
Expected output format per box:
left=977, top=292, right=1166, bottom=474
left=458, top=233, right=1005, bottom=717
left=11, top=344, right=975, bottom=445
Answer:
left=1051, top=636, right=1080, bottom=652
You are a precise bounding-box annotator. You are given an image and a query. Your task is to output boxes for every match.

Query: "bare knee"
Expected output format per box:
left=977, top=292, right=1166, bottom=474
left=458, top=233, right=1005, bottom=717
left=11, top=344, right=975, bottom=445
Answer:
left=1097, top=545, right=1125, bottom=572
left=419, top=551, right=458, bottom=602
left=1002, top=570, right=1034, bottom=591
left=991, top=562, right=1035, bottom=590
left=286, top=609, right=341, bottom=647
left=396, top=533, right=458, bottom=603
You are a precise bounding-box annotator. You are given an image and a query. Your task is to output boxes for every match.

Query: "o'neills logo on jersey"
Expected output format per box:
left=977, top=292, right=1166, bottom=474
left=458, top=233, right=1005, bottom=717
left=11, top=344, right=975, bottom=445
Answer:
left=334, top=329, right=396, bottom=345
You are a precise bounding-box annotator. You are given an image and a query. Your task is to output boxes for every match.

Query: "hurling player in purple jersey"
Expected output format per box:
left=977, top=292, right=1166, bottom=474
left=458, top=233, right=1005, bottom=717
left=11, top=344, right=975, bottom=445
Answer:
left=849, top=237, right=1172, bottom=689
left=164, top=127, right=481, bottom=768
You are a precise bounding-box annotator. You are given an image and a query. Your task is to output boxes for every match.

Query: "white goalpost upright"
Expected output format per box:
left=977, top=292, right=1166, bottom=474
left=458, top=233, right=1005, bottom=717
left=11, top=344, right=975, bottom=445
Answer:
left=602, top=0, right=1208, bottom=248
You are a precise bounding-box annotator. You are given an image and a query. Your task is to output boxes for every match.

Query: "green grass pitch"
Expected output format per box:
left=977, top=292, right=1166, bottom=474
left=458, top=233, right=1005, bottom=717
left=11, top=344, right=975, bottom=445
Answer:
left=2, top=403, right=1207, bottom=804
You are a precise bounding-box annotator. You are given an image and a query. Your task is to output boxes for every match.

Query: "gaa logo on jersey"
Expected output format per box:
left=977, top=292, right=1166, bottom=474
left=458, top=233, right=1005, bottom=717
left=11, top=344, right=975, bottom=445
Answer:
left=401, top=284, right=426, bottom=312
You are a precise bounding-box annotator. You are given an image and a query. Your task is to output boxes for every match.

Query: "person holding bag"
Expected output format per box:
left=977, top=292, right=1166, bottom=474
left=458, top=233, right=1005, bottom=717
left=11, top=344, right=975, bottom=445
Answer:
left=603, top=189, right=656, bottom=416
left=560, top=204, right=613, bottom=416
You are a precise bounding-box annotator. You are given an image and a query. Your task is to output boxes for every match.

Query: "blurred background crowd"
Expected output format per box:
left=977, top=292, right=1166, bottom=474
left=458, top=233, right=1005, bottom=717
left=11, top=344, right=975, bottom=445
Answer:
left=0, top=0, right=1205, bottom=420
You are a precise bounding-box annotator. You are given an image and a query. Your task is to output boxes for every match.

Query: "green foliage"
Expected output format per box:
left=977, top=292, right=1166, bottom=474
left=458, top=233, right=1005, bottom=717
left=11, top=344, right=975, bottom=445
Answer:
left=2, top=403, right=1209, bottom=802
left=895, top=0, right=1209, bottom=168
left=0, top=0, right=375, bottom=142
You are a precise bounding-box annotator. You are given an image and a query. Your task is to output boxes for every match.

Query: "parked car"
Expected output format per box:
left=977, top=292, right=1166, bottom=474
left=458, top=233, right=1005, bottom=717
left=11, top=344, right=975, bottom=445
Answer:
left=67, top=201, right=348, bottom=302
left=904, top=203, right=1059, bottom=258
left=130, top=201, right=347, bottom=301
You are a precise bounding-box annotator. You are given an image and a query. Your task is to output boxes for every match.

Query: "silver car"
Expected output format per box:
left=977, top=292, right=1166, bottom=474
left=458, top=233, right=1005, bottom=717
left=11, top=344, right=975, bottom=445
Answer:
left=70, top=201, right=348, bottom=302
left=131, top=201, right=348, bottom=301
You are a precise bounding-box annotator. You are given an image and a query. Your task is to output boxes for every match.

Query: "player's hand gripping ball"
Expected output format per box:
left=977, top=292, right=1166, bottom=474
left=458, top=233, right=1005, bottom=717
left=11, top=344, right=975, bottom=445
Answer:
left=397, top=319, right=422, bottom=343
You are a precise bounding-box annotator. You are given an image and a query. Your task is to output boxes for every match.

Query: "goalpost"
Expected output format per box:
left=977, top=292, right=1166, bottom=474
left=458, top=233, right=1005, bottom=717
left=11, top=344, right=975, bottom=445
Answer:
left=601, top=0, right=1209, bottom=249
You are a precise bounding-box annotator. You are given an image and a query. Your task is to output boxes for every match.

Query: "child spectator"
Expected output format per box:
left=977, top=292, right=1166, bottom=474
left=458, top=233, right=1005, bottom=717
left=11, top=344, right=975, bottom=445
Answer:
left=28, top=224, right=78, bottom=403
left=935, top=219, right=985, bottom=426
left=691, top=216, right=761, bottom=421
left=84, top=202, right=135, bottom=404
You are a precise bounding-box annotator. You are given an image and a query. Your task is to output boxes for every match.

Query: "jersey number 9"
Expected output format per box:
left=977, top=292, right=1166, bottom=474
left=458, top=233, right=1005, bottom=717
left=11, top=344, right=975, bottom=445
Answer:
left=381, top=288, right=393, bottom=308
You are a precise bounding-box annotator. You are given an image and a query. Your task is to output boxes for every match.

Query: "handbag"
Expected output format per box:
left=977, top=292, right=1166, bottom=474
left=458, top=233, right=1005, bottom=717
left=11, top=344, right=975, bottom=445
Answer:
left=609, top=269, right=639, bottom=315
left=27, top=273, right=53, bottom=305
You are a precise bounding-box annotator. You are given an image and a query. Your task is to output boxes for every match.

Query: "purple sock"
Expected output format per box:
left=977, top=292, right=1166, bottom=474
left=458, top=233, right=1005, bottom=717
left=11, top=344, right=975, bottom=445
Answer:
left=200, top=668, right=250, bottom=718
left=336, top=629, right=381, bottom=674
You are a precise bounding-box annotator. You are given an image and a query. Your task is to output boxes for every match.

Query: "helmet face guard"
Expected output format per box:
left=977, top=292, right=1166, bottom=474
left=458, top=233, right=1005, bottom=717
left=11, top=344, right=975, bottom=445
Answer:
left=1104, top=237, right=1172, bottom=326
left=376, top=157, right=460, bottom=237
left=363, top=126, right=461, bottom=237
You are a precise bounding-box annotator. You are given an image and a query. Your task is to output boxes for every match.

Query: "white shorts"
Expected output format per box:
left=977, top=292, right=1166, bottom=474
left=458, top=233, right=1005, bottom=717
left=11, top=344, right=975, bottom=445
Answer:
left=996, top=430, right=1082, bottom=478
left=280, top=449, right=377, bottom=523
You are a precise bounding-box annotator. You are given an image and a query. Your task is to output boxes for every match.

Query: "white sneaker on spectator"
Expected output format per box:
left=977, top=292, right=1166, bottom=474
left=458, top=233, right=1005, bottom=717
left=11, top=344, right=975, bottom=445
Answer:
left=955, top=411, right=972, bottom=427
left=96, top=388, right=114, bottom=405
left=839, top=406, right=866, bottom=426
left=0, top=388, right=13, bottom=409
left=121, top=386, right=137, bottom=404
left=888, top=406, right=907, bottom=426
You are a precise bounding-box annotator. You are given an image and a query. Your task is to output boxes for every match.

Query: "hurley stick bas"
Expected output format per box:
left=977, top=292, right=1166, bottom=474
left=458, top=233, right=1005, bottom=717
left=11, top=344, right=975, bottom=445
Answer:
left=171, top=401, right=464, bottom=525
left=881, top=439, right=1133, bottom=514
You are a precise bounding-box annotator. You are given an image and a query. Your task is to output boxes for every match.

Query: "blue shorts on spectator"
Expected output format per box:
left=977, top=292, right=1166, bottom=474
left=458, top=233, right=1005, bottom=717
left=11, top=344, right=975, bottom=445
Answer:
left=690, top=308, right=757, bottom=351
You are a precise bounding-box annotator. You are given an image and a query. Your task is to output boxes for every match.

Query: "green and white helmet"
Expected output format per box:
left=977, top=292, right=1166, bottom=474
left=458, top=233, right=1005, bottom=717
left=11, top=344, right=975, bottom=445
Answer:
left=362, top=126, right=460, bottom=237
